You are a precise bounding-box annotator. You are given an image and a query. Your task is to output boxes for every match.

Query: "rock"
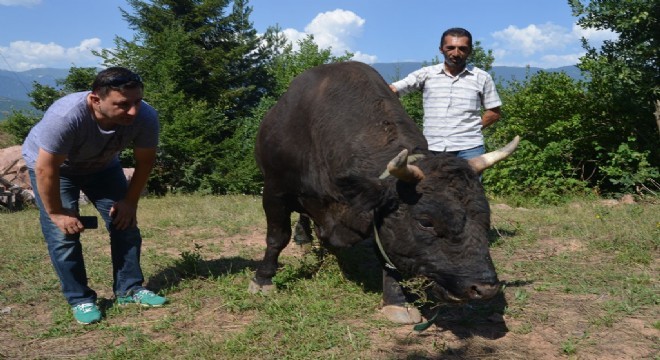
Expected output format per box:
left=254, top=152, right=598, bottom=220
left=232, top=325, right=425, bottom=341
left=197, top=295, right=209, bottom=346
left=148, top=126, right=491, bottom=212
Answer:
left=492, top=203, right=513, bottom=210
left=0, top=146, right=144, bottom=195
left=620, top=194, right=635, bottom=204
left=600, top=199, right=619, bottom=207
left=0, top=146, right=30, bottom=190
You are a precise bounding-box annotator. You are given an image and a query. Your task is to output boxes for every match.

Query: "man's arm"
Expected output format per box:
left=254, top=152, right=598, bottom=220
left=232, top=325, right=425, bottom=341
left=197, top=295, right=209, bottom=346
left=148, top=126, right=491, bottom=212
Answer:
left=110, top=147, right=156, bottom=229
left=389, top=68, right=427, bottom=97
left=482, top=107, right=501, bottom=129
left=35, top=148, right=83, bottom=234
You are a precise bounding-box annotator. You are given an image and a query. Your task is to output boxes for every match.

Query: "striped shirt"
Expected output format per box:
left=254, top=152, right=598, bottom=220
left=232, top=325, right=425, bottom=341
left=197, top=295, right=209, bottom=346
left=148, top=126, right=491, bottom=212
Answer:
left=391, top=64, right=501, bottom=152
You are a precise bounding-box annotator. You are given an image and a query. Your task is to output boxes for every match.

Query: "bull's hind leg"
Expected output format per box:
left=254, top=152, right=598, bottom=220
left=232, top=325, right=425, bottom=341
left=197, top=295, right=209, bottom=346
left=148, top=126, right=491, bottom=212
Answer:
left=248, top=193, right=293, bottom=294
left=380, top=267, right=422, bottom=324
left=293, top=214, right=313, bottom=252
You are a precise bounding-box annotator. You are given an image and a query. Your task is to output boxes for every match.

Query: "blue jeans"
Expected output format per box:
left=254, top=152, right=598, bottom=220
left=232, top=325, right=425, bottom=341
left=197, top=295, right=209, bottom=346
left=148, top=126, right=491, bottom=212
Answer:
left=29, top=165, right=146, bottom=306
left=431, top=145, right=485, bottom=181
left=445, top=145, right=485, bottom=160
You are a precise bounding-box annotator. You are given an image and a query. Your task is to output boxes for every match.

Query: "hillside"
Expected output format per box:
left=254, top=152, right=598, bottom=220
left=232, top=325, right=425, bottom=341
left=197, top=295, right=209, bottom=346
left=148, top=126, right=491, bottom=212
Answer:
left=0, top=97, right=32, bottom=120
left=0, top=68, right=69, bottom=102
left=371, top=62, right=583, bottom=83
left=0, top=68, right=69, bottom=120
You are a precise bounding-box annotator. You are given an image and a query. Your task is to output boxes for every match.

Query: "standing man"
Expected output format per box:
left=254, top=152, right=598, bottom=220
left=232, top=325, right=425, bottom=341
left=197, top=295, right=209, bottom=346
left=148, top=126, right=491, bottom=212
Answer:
left=22, top=67, right=166, bottom=325
left=390, top=27, right=501, bottom=160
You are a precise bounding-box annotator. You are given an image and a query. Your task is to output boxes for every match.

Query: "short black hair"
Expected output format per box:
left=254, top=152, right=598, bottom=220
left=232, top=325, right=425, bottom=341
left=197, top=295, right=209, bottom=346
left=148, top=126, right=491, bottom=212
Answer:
left=439, top=27, right=473, bottom=50
left=91, top=67, right=143, bottom=97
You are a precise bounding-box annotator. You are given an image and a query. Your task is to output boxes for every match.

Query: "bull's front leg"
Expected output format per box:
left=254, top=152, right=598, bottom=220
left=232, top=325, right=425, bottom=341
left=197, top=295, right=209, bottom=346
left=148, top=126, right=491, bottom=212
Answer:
left=380, top=267, right=422, bottom=324
left=248, top=194, right=292, bottom=294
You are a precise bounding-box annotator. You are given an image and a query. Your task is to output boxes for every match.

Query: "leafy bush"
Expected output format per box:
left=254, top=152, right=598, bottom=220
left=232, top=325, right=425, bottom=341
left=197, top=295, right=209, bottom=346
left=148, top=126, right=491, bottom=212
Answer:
left=209, top=97, right=276, bottom=194
left=484, top=71, right=592, bottom=201
left=482, top=69, right=659, bottom=200
left=483, top=138, right=590, bottom=204
left=0, top=111, right=40, bottom=144
left=597, top=139, right=659, bottom=195
left=155, top=98, right=229, bottom=194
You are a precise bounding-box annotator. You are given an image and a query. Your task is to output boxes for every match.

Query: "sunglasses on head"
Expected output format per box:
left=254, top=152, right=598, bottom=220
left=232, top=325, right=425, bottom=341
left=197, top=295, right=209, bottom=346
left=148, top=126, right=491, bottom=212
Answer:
left=100, top=73, right=143, bottom=88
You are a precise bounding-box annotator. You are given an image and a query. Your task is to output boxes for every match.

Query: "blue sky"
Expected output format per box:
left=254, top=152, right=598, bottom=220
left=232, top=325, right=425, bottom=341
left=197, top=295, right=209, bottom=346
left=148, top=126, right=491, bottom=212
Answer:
left=0, top=0, right=616, bottom=72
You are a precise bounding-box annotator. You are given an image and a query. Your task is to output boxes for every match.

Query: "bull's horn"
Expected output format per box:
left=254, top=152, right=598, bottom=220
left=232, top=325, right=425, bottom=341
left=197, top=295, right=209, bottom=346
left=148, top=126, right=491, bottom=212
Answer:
left=468, top=136, right=521, bottom=174
left=385, top=149, right=425, bottom=183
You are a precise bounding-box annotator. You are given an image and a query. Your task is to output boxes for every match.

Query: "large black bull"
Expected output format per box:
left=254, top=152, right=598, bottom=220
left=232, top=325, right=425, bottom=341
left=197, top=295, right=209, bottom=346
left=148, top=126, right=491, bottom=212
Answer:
left=251, top=61, right=519, bottom=324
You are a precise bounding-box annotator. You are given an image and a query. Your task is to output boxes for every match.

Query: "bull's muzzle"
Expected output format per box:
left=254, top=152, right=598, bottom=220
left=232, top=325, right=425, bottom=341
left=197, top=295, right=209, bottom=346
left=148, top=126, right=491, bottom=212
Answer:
left=467, top=281, right=502, bottom=300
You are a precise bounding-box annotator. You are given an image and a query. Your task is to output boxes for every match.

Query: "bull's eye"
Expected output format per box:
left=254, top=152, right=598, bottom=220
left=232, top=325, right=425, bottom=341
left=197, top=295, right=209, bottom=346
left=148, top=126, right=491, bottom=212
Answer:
left=416, top=217, right=435, bottom=232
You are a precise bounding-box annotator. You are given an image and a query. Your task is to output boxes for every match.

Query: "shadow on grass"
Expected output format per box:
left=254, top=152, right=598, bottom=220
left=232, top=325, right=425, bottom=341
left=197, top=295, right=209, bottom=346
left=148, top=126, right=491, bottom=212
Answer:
left=334, top=238, right=384, bottom=293
left=420, top=292, right=509, bottom=341
left=145, top=255, right=260, bottom=292
left=488, top=227, right=518, bottom=245
left=413, top=267, right=538, bottom=342
left=91, top=256, right=260, bottom=315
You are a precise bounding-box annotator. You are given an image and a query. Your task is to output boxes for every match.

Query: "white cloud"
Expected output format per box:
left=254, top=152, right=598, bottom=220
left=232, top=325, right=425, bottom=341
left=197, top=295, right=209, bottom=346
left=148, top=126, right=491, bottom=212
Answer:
left=0, top=38, right=103, bottom=71
left=351, top=51, right=377, bottom=64
left=539, top=53, right=585, bottom=68
left=0, top=0, right=40, bottom=6
left=281, top=28, right=307, bottom=49
left=281, top=9, right=377, bottom=63
left=489, top=21, right=621, bottom=68
left=305, top=9, right=364, bottom=52
left=492, top=23, right=575, bottom=56
left=572, top=24, right=618, bottom=44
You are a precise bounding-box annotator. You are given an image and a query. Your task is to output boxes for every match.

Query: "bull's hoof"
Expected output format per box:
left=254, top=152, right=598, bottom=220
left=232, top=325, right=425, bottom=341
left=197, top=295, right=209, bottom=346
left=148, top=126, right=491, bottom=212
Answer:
left=381, top=304, right=422, bottom=324
left=248, top=278, right=275, bottom=294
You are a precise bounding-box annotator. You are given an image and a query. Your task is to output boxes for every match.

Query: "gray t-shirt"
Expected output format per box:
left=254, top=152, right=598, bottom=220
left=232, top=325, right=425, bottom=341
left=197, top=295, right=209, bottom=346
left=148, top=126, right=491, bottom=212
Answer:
left=22, top=91, right=159, bottom=175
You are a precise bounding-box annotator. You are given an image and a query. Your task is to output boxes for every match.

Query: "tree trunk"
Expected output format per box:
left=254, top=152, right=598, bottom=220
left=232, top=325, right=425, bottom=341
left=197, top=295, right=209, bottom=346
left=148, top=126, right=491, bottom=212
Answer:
left=655, top=99, right=660, bottom=137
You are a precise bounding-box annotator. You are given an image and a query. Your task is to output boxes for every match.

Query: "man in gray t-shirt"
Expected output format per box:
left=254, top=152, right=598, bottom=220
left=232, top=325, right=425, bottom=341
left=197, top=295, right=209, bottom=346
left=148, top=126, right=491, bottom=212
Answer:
left=22, top=67, right=166, bottom=325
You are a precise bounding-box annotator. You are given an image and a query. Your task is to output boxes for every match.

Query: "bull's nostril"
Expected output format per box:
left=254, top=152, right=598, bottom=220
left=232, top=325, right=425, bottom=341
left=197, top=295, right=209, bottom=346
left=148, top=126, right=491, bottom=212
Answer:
left=470, top=285, right=483, bottom=299
left=469, top=282, right=500, bottom=300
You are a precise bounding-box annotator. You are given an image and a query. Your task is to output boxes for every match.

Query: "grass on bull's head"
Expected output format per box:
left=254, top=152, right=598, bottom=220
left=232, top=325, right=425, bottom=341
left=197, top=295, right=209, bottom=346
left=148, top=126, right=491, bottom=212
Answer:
left=0, top=193, right=658, bottom=359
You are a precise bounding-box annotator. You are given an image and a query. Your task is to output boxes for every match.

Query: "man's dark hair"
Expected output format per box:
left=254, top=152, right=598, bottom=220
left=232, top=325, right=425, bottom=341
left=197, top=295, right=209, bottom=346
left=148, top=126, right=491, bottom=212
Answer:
left=92, top=67, right=143, bottom=97
left=439, top=27, right=473, bottom=50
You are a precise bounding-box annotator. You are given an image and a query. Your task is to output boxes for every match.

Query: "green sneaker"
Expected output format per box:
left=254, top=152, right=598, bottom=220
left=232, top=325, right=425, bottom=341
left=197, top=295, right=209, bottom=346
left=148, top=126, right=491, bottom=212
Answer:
left=117, top=289, right=167, bottom=307
left=72, top=303, right=101, bottom=325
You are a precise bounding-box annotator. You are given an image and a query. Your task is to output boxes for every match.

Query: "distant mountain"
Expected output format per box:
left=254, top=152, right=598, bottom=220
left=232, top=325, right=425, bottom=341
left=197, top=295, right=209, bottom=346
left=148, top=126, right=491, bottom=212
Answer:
left=0, top=68, right=69, bottom=120
left=0, top=68, right=69, bottom=102
left=371, top=62, right=584, bottom=84
left=0, top=97, right=32, bottom=120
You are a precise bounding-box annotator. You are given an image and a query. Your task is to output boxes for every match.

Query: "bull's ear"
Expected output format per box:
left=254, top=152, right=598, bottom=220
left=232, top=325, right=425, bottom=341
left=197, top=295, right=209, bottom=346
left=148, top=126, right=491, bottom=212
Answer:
left=336, top=174, right=398, bottom=214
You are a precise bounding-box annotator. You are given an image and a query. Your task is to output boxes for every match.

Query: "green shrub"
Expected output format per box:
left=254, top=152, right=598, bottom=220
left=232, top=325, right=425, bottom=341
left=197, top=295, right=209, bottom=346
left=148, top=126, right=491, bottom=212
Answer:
left=0, top=111, right=40, bottom=144
left=597, top=139, right=659, bottom=195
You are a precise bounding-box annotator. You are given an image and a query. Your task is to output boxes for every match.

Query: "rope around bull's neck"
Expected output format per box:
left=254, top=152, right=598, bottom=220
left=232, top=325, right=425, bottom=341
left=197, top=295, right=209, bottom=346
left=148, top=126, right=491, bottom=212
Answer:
left=372, top=216, right=397, bottom=270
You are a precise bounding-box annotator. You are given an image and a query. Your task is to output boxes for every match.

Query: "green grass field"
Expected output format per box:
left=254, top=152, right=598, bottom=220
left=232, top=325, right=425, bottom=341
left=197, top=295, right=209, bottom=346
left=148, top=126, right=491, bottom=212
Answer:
left=1, top=194, right=658, bottom=359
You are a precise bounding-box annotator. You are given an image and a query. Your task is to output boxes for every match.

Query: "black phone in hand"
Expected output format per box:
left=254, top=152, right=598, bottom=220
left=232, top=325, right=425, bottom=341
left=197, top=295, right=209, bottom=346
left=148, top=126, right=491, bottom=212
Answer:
left=79, top=216, right=98, bottom=229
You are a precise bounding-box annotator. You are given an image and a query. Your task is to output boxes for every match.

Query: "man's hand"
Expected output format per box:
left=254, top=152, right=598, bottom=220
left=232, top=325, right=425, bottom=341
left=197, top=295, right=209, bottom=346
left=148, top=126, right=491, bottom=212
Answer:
left=109, top=200, right=138, bottom=230
left=481, top=107, right=501, bottom=129
left=51, top=209, right=85, bottom=235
